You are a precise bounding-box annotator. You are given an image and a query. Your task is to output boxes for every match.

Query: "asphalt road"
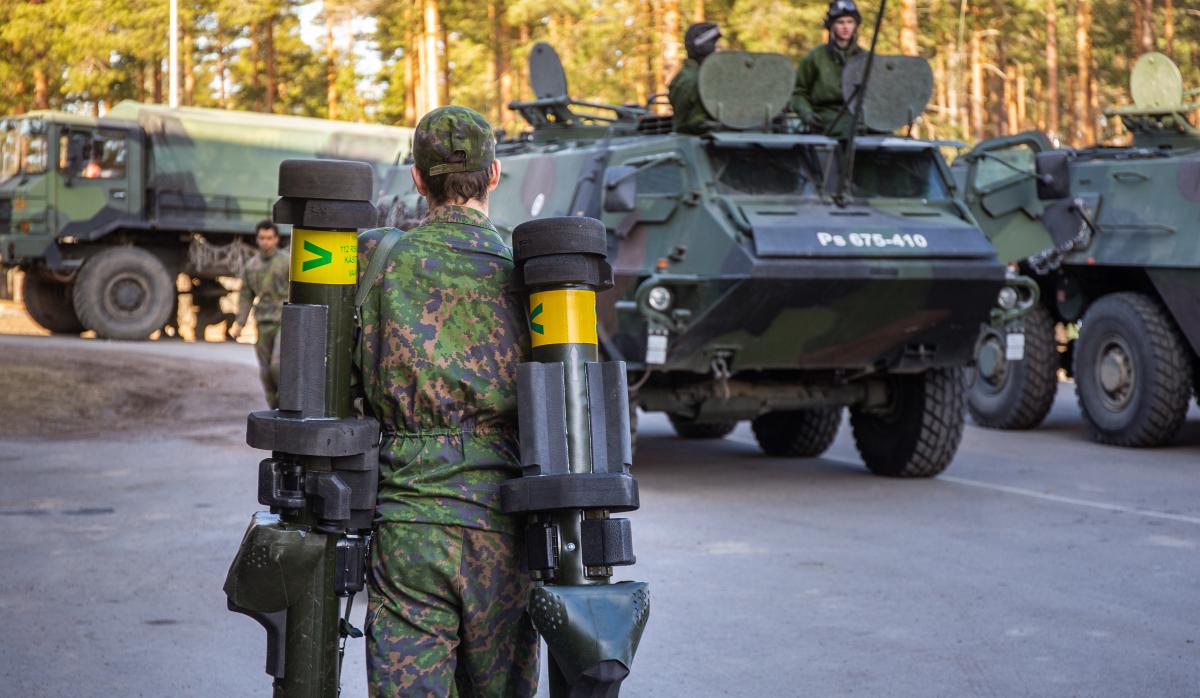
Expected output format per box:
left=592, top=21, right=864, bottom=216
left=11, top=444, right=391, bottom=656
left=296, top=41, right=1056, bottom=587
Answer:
left=1, top=335, right=1197, bottom=697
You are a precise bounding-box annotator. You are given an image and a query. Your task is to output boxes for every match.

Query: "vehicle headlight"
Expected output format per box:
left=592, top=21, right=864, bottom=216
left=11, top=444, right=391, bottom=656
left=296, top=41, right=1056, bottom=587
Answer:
left=997, top=286, right=1018, bottom=310
left=647, top=286, right=673, bottom=312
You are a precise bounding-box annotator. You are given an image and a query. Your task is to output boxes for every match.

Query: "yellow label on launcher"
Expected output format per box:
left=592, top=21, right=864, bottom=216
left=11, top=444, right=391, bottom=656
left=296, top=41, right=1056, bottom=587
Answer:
left=529, top=289, right=598, bottom=347
left=291, top=228, right=357, bottom=285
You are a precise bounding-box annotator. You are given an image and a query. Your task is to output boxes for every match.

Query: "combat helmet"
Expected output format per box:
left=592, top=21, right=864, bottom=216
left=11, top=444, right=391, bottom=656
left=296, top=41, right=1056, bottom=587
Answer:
left=824, top=0, right=862, bottom=28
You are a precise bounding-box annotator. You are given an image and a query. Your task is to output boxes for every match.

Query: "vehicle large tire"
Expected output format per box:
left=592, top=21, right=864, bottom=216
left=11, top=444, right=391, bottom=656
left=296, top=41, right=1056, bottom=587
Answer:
left=668, top=413, right=737, bottom=439
left=850, top=368, right=964, bottom=478
left=751, top=407, right=842, bottom=457
left=73, top=246, right=175, bottom=340
left=968, top=303, right=1059, bottom=430
left=1073, top=293, right=1192, bottom=447
left=21, top=272, right=85, bottom=334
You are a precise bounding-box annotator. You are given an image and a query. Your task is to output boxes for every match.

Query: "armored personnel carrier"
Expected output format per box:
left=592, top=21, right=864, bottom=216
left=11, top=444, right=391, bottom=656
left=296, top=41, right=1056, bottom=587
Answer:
left=380, top=44, right=1026, bottom=477
left=959, top=52, right=1199, bottom=447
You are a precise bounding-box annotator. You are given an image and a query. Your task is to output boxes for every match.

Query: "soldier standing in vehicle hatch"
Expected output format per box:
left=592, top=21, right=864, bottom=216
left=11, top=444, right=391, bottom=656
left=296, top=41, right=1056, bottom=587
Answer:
left=668, top=22, right=722, bottom=135
left=355, top=105, right=538, bottom=696
left=790, top=0, right=864, bottom=137
left=234, top=220, right=289, bottom=408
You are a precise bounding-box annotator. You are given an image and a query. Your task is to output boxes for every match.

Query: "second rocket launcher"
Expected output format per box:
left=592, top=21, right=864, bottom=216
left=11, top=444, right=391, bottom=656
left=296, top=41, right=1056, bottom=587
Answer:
left=501, top=216, right=649, bottom=697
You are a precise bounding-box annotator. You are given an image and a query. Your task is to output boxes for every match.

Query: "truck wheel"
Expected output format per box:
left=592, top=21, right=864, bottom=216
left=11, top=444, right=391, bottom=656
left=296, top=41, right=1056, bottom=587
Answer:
left=668, top=413, right=737, bottom=439
left=73, top=247, right=175, bottom=340
left=21, top=272, right=85, bottom=334
left=850, top=368, right=964, bottom=478
left=1073, top=293, right=1192, bottom=447
left=968, top=304, right=1058, bottom=430
left=751, top=408, right=841, bottom=457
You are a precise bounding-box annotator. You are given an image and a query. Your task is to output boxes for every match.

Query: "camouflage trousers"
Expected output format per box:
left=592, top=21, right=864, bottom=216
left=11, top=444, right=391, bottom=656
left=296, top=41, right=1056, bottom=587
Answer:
left=366, top=522, right=539, bottom=697
left=254, top=321, right=281, bottom=408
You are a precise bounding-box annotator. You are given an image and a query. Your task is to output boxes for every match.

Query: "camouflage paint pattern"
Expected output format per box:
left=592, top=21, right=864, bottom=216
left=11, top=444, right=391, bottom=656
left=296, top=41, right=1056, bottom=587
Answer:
left=236, top=248, right=290, bottom=326
left=960, top=113, right=1200, bottom=353
left=0, top=102, right=413, bottom=270
left=365, top=522, right=539, bottom=697
left=237, top=248, right=289, bottom=407
left=356, top=203, right=535, bottom=695
left=412, top=106, right=495, bottom=176
left=354, top=204, right=530, bottom=533
left=379, top=125, right=1006, bottom=421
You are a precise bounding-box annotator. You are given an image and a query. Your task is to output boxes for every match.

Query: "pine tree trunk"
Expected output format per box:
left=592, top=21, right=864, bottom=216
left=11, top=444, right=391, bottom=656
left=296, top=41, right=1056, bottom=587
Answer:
left=34, top=66, right=48, bottom=109
left=441, top=25, right=451, bottom=105
left=1016, top=64, right=1027, bottom=129
left=969, top=28, right=984, bottom=140
left=693, top=0, right=704, bottom=22
left=422, top=0, right=442, bottom=111
left=662, top=0, right=682, bottom=78
left=1137, top=0, right=1155, bottom=55
left=1164, top=0, right=1174, bottom=59
left=404, top=33, right=417, bottom=123
left=216, top=47, right=227, bottom=108
left=327, top=22, right=338, bottom=119
left=1004, top=65, right=1017, bottom=135
left=1074, top=0, right=1093, bottom=145
left=900, top=0, right=918, bottom=56
left=153, top=57, right=163, bottom=104
left=183, top=29, right=195, bottom=106
left=265, top=16, right=276, bottom=113
left=1044, top=0, right=1059, bottom=138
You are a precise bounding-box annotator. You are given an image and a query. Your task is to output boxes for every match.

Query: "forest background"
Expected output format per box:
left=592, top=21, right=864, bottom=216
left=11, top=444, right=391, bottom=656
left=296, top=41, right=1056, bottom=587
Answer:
left=0, top=0, right=1196, bottom=147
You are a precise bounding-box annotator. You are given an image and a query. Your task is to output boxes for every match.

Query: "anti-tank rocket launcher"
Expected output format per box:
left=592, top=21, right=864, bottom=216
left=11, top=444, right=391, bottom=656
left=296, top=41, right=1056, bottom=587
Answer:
left=224, top=159, right=380, bottom=698
left=503, top=216, right=650, bottom=696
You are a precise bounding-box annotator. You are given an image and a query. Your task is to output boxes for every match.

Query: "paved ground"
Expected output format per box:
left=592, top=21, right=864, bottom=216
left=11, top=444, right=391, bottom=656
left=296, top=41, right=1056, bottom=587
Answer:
left=0, top=334, right=1197, bottom=697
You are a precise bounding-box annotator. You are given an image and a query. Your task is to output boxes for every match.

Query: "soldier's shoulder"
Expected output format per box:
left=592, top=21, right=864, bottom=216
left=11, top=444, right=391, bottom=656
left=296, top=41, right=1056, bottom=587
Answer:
left=801, top=45, right=827, bottom=63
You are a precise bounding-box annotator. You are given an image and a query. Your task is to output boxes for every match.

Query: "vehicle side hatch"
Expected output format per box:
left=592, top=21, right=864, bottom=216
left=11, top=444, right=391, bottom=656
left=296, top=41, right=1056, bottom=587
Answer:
left=958, top=131, right=1093, bottom=267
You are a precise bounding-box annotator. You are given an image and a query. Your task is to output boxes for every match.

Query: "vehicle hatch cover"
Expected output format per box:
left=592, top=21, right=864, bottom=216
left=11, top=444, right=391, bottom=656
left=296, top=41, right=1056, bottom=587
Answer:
left=842, top=54, right=933, bottom=132
left=699, top=51, right=796, bottom=131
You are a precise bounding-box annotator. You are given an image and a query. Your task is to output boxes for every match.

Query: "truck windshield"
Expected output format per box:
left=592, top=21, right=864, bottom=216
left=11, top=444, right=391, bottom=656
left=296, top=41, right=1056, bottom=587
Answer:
left=707, top=147, right=816, bottom=196
left=20, top=120, right=49, bottom=176
left=0, top=125, right=18, bottom=183
left=851, top=149, right=949, bottom=200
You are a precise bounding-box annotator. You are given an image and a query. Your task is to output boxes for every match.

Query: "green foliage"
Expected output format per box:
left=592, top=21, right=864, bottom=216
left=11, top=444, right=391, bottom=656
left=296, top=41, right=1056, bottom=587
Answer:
left=0, top=0, right=1196, bottom=144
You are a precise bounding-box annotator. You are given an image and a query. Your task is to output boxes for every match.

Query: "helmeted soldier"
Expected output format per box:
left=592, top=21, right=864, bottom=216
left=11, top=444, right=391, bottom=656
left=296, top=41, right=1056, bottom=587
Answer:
left=790, top=0, right=864, bottom=137
left=668, top=22, right=722, bottom=135
left=234, top=220, right=289, bottom=408
left=355, top=105, right=539, bottom=696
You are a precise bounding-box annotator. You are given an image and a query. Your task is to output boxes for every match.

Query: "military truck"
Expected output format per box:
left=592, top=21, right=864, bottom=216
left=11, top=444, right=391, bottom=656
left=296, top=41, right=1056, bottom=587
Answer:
left=379, top=44, right=1030, bottom=478
left=959, top=52, right=1199, bottom=447
left=0, top=102, right=412, bottom=339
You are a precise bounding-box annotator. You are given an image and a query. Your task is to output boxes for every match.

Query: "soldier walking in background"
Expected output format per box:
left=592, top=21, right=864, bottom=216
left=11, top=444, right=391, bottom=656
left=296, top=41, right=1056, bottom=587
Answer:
left=790, top=0, right=864, bottom=137
left=233, top=220, right=289, bottom=408
left=668, top=22, right=722, bottom=135
left=355, top=106, right=538, bottom=697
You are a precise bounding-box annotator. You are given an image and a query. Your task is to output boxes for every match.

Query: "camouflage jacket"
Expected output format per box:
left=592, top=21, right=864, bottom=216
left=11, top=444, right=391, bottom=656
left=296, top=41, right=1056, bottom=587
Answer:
left=669, top=59, right=714, bottom=135
left=789, top=43, right=863, bottom=137
left=355, top=205, right=531, bottom=533
left=236, top=249, right=290, bottom=326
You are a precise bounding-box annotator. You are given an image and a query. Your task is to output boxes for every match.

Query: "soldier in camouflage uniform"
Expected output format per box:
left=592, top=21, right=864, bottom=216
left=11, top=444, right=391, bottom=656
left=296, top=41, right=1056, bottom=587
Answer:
left=668, top=22, right=722, bottom=135
left=789, top=0, right=864, bottom=137
left=355, top=105, right=539, bottom=697
left=234, top=220, right=290, bottom=408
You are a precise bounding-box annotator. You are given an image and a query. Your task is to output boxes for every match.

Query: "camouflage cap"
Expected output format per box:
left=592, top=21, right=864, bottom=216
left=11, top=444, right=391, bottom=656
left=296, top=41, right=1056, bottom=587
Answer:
left=413, top=106, right=496, bottom=177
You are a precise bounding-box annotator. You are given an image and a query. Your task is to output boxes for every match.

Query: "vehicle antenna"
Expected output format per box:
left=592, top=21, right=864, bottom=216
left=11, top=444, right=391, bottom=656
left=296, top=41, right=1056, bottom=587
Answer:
left=835, top=0, right=889, bottom=206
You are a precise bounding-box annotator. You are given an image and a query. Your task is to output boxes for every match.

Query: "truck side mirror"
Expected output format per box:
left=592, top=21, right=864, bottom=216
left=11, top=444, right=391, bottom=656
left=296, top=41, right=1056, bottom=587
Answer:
left=1035, top=150, right=1071, bottom=200
left=603, top=166, right=637, bottom=213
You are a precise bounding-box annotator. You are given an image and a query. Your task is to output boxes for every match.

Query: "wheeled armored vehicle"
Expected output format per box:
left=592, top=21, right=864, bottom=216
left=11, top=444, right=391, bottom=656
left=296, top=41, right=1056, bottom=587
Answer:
left=960, top=52, right=1199, bottom=447
left=380, top=44, right=1028, bottom=477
